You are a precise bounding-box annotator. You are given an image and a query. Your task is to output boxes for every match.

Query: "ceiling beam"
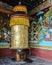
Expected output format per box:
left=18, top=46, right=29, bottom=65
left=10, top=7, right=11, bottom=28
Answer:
left=29, top=0, right=51, bottom=15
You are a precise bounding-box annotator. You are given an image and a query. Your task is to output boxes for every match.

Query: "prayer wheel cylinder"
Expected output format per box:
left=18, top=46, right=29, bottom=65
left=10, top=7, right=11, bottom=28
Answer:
left=11, top=25, right=28, bottom=49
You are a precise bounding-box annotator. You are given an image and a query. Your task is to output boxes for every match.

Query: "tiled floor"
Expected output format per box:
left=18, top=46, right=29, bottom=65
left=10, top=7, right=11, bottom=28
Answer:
left=0, top=56, right=52, bottom=65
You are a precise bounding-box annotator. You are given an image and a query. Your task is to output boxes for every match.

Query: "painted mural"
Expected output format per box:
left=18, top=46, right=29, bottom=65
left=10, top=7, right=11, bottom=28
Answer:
left=0, top=13, right=11, bottom=48
left=28, top=21, right=38, bottom=44
left=39, top=7, right=52, bottom=46
left=29, top=6, right=52, bottom=50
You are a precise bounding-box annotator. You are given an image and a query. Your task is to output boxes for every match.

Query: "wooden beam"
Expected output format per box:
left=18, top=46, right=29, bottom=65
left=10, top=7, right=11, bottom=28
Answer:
left=0, top=1, right=14, bottom=14
left=0, top=8, right=13, bottom=14
left=29, top=0, right=52, bottom=15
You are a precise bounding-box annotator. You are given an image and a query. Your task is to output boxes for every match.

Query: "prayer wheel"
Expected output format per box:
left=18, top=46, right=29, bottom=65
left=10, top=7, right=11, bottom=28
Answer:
left=10, top=5, right=30, bottom=61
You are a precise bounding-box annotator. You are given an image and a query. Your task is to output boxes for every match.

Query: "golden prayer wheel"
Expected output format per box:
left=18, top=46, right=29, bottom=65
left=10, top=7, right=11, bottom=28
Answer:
left=10, top=5, right=29, bottom=49
left=10, top=5, right=29, bottom=61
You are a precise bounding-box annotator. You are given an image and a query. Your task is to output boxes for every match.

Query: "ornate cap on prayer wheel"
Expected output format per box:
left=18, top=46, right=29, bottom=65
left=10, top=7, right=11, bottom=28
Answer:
left=13, top=5, right=27, bottom=14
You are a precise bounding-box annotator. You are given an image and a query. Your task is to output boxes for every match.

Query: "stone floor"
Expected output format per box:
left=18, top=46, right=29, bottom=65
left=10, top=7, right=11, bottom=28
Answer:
left=0, top=56, right=52, bottom=65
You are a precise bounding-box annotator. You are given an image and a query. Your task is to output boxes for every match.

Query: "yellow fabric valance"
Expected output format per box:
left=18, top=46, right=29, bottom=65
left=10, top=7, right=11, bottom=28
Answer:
left=10, top=16, right=30, bottom=27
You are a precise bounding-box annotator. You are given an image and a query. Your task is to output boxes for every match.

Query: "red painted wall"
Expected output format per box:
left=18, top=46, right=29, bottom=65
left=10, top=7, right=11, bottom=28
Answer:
left=0, top=49, right=16, bottom=58
left=0, top=48, right=52, bottom=61
left=0, top=49, right=29, bottom=58
left=30, top=48, right=52, bottom=61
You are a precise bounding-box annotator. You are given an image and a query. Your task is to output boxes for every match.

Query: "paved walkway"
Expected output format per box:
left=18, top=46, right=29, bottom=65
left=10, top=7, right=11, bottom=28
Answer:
left=0, top=56, right=52, bottom=65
